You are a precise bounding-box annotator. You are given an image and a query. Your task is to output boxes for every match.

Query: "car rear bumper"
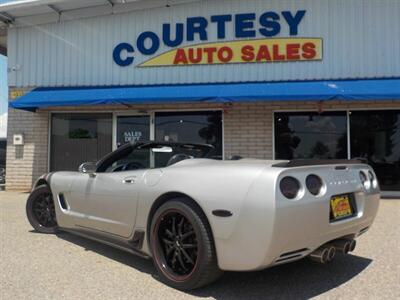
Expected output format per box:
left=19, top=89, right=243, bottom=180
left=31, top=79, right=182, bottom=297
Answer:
left=266, top=190, right=379, bottom=265
left=269, top=191, right=379, bottom=267
left=215, top=190, right=380, bottom=271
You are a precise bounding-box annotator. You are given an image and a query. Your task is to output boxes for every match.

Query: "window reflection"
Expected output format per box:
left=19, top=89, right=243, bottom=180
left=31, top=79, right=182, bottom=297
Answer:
left=155, top=111, right=223, bottom=159
left=275, top=112, right=347, bottom=160
left=350, top=110, right=400, bottom=191
left=51, top=113, right=112, bottom=171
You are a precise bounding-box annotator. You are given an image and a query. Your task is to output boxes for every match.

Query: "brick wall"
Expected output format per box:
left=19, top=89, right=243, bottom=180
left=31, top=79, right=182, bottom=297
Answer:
left=5, top=108, right=49, bottom=190
left=5, top=93, right=400, bottom=190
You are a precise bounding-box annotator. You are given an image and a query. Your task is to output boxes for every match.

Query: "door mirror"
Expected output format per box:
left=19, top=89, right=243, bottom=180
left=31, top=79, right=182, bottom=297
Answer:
left=78, top=162, right=97, bottom=174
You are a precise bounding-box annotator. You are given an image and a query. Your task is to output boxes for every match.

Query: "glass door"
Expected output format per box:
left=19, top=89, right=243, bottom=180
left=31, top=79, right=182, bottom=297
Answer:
left=116, top=115, right=150, bottom=148
left=50, top=113, right=112, bottom=171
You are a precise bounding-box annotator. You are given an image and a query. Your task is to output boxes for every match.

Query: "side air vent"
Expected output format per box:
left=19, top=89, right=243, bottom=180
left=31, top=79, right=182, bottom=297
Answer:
left=276, top=248, right=309, bottom=262
left=212, top=210, right=233, bottom=217
left=359, top=226, right=370, bottom=235
left=276, top=254, right=303, bottom=262
left=58, top=194, right=68, bottom=210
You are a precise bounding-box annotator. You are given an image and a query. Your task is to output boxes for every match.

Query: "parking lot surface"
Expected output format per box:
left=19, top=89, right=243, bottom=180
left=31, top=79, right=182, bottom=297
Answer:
left=1, top=191, right=399, bottom=300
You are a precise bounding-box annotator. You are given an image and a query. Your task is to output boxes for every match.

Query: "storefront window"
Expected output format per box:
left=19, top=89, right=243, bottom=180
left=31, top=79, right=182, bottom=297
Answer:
left=155, top=111, right=223, bottom=159
left=275, top=112, right=348, bottom=160
left=350, top=110, right=400, bottom=191
left=116, top=116, right=150, bottom=147
left=50, top=113, right=112, bottom=171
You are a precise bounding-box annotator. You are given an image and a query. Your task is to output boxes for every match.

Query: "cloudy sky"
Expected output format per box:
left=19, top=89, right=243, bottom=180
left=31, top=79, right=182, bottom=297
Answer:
left=0, top=54, right=7, bottom=138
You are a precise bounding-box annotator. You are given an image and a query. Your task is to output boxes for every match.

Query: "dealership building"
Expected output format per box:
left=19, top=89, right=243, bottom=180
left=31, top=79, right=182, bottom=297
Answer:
left=1, top=0, right=400, bottom=195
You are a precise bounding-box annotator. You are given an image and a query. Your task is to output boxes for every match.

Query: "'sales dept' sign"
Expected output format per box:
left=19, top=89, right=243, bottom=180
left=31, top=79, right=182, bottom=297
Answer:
left=113, top=10, right=322, bottom=67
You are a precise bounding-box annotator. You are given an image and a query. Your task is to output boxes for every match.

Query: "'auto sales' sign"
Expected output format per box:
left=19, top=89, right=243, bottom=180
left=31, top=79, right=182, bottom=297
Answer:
left=113, top=10, right=322, bottom=67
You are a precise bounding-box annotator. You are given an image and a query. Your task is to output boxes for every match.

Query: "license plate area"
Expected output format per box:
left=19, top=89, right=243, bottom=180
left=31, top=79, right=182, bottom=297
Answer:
left=330, top=193, right=357, bottom=222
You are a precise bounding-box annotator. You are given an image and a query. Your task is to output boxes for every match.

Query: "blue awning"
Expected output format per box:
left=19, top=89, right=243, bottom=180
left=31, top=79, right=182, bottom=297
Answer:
left=10, top=79, right=400, bottom=111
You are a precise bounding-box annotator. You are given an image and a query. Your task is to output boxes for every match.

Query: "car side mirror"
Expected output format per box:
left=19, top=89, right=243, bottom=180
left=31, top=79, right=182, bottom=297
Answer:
left=78, top=162, right=97, bottom=176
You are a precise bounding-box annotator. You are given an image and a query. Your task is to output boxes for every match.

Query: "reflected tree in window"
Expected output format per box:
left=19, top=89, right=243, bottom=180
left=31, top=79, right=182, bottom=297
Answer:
left=155, top=111, right=223, bottom=159
left=351, top=111, right=400, bottom=191
left=69, top=128, right=92, bottom=139
left=310, top=141, right=329, bottom=158
left=275, top=112, right=347, bottom=160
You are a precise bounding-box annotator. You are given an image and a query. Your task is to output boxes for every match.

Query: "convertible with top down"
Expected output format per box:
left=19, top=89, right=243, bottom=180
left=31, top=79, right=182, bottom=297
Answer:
left=26, top=141, right=380, bottom=290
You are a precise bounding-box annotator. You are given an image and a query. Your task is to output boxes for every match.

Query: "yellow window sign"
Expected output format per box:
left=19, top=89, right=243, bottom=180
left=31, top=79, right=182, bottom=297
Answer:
left=10, top=90, right=26, bottom=100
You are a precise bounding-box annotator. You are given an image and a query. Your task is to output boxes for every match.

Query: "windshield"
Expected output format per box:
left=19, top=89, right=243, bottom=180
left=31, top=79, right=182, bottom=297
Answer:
left=98, top=142, right=213, bottom=173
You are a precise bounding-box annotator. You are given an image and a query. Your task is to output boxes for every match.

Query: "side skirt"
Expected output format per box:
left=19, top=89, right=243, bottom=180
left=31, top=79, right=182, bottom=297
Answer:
left=60, top=227, right=151, bottom=259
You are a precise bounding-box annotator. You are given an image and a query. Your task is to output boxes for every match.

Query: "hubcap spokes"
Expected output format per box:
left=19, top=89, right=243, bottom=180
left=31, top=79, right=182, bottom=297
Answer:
left=158, top=212, right=198, bottom=276
left=33, top=193, right=57, bottom=227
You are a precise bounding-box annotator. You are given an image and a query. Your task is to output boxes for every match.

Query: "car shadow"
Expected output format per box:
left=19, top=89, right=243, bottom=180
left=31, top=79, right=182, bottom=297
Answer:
left=55, top=231, right=156, bottom=276
left=190, top=255, right=372, bottom=299
left=55, top=231, right=372, bottom=299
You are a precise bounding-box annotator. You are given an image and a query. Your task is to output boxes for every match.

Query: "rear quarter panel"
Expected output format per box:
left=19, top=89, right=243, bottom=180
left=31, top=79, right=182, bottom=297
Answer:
left=136, top=161, right=266, bottom=236
left=136, top=160, right=281, bottom=260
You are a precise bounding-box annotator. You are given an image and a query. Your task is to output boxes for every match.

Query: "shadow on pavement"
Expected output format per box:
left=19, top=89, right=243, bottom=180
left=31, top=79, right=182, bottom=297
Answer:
left=56, top=232, right=156, bottom=276
left=55, top=231, right=372, bottom=299
left=191, top=255, right=372, bottom=299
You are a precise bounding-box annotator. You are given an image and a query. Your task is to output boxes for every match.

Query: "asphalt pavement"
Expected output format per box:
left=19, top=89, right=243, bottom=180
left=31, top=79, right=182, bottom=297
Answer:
left=1, top=191, right=399, bottom=300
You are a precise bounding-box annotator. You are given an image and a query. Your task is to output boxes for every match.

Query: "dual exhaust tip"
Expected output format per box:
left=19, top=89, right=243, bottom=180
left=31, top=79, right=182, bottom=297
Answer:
left=309, top=239, right=356, bottom=264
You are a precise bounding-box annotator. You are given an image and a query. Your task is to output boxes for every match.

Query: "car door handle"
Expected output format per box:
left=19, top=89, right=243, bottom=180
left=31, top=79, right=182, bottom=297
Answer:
left=123, top=177, right=136, bottom=184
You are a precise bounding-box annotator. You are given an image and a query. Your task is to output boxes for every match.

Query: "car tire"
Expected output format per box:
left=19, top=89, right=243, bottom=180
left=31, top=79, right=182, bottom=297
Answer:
left=26, top=184, right=59, bottom=234
left=150, top=198, right=223, bottom=290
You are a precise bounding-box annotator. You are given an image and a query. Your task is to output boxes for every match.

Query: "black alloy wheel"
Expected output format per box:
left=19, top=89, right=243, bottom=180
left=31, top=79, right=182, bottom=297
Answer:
left=26, top=185, right=59, bottom=234
left=150, top=199, right=222, bottom=290
left=156, top=210, right=198, bottom=277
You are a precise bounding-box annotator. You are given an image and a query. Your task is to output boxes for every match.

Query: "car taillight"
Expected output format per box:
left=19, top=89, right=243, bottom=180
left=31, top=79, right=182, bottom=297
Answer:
left=368, top=171, right=378, bottom=188
left=280, top=176, right=300, bottom=199
left=359, top=171, right=370, bottom=189
left=306, top=174, right=323, bottom=196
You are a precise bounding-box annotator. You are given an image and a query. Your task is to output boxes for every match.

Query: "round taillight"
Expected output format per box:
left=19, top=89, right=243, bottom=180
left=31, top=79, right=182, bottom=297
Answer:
left=359, top=171, right=370, bottom=189
left=306, top=174, right=323, bottom=196
left=280, top=176, right=301, bottom=199
left=368, top=171, right=377, bottom=188
left=368, top=171, right=374, bottom=181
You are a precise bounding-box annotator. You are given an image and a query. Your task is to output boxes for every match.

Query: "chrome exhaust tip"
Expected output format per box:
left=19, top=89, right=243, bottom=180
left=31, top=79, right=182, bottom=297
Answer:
left=330, top=239, right=352, bottom=254
left=327, top=246, right=336, bottom=262
left=349, top=239, right=356, bottom=252
left=309, top=246, right=330, bottom=264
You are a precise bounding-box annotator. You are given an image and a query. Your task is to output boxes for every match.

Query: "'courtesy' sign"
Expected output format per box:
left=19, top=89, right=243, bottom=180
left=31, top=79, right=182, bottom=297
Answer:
left=113, top=10, right=323, bottom=68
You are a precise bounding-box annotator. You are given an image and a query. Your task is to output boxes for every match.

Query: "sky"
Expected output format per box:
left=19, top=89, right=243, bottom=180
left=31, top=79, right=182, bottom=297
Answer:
left=0, top=1, right=43, bottom=138
left=0, top=54, right=7, bottom=138
left=0, top=1, right=11, bottom=138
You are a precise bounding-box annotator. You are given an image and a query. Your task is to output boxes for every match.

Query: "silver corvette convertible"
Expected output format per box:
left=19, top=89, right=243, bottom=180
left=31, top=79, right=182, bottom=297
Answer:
left=27, top=141, right=380, bottom=290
